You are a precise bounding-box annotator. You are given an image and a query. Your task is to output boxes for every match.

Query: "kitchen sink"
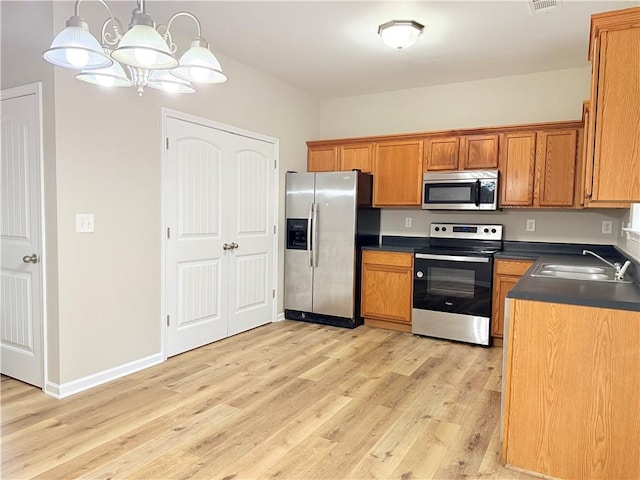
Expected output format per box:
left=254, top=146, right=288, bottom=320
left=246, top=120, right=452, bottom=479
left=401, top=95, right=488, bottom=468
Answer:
left=530, top=263, right=633, bottom=283
left=539, top=264, right=608, bottom=274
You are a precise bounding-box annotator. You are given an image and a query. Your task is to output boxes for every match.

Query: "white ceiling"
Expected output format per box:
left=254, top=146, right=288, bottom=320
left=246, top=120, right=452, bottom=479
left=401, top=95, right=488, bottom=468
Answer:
left=112, top=1, right=639, bottom=99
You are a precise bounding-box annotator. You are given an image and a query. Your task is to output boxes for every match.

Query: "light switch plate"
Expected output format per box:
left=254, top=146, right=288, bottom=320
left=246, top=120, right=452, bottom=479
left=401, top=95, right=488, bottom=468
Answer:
left=76, top=214, right=94, bottom=233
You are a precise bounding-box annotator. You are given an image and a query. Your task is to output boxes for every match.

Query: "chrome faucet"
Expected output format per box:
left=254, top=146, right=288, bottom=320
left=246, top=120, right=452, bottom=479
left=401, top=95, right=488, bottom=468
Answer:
left=582, top=250, right=632, bottom=281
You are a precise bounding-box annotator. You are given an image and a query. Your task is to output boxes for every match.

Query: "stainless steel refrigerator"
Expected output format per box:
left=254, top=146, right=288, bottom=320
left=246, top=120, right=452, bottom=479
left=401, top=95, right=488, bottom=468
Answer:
left=284, top=171, right=380, bottom=328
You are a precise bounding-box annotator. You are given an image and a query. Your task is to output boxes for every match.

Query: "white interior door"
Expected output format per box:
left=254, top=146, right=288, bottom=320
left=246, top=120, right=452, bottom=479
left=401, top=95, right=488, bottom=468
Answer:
left=166, top=118, right=228, bottom=356
left=165, top=116, right=276, bottom=356
left=227, top=135, right=275, bottom=336
left=1, top=86, right=44, bottom=387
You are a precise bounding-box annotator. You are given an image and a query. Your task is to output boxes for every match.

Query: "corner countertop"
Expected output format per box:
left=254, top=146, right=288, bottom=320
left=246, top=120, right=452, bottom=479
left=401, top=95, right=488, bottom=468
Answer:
left=508, top=253, right=640, bottom=312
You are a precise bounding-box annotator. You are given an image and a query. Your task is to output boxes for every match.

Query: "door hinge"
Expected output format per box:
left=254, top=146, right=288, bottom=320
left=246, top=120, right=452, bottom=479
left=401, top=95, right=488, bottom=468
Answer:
left=167, top=227, right=171, bottom=239
left=274, top=159, right=277, bottom=169
left=272, top=289, right=275, bottom=298
left=166, top=137, right=169, bottom=149
left=273, top=225, right=276, bottom=234
left=166, top=315, right=170, bottom=326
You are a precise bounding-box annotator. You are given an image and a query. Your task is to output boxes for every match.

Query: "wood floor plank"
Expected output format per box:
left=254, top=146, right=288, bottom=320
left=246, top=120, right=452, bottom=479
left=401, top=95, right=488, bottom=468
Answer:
left=2, top=321, right=519, bottom=479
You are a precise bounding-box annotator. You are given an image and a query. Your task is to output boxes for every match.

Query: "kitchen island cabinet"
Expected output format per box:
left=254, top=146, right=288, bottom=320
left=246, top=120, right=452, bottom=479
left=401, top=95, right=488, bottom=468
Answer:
left=503, top=299, right=640, bottom=479
left=361, top=250, right=413, bottom=332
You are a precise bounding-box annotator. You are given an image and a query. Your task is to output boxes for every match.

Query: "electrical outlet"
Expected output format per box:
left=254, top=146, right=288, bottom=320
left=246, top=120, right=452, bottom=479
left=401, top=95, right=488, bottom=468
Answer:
left=405, top=217, right=412, bottom=228
left=76, top=213, right=94, bottom=233
left=526, top=219, right=536, bottom=232
left=602, top=220, right=612, bottom=235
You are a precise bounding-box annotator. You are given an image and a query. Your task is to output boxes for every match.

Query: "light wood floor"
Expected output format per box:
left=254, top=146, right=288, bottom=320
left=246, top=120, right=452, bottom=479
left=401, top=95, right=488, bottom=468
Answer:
left=1, top=321, right=538, bottom=480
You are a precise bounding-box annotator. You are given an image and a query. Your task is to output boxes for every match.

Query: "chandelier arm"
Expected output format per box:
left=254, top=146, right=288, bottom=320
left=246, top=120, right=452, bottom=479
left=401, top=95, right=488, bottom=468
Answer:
left=164, top=12, right=203, bottom=40
left=73, top=0, right=122, bottom=46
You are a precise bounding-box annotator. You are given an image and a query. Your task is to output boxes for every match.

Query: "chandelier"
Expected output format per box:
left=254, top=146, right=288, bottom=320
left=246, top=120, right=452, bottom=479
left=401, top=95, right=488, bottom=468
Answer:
left=43, top=0, right=227, bottom=96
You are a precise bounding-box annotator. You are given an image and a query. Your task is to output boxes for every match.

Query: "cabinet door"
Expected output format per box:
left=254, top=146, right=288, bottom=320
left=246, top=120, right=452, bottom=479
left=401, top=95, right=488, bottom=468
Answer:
left=536, top=129, right=577, bottom=207
left=308, top=146, right=338, bottom=172
left=339, top=143, right=372, bottom=173
left=373, top=140, right=423, bottom=206
left=361, top=263, right=412, bottom=324
left=499, top=132, right=536, bottom=207
left=461, top=134, right=499, bottom=169
left=591, top=27, right=640, bottom=202
left=424, top=136, right=459, bottom=171
left=491, top=275, right=519, bottom=339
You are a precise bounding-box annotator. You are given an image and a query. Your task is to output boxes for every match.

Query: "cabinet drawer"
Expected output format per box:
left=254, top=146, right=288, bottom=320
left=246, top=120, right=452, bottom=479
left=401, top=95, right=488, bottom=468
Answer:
left=363, top=250, right=413, bottom=268
left=495, top=259, right=534, bottom=276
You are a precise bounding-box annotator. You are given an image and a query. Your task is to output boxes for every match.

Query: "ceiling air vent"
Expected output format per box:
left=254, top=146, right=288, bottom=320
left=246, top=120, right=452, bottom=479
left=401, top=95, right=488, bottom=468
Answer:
left=528, top=0, right=561, bottom=15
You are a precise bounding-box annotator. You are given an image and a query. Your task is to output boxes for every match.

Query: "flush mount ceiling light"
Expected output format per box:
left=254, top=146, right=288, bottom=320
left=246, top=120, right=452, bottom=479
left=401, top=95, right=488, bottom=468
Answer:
left=378, top=20, right=425, bottom=50
left=43, top=0, right=228, bottom=96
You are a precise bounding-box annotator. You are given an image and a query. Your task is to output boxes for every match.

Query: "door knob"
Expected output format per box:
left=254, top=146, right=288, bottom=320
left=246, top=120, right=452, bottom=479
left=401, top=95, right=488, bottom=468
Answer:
left=223, top=243, right=232, bottom=251
left=231, top=242, right=239, bottom=249
left=23, top=254, right=39, bottom=264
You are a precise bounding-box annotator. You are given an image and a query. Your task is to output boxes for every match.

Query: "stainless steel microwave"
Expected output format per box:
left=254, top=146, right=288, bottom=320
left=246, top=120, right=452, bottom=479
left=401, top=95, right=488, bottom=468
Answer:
left=422, top=170, right=499, bottom=210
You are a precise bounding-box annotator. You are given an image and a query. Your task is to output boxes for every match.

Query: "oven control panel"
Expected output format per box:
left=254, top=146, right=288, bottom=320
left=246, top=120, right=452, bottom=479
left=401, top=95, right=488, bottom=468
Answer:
left=430, top=223, right=503, bottom=241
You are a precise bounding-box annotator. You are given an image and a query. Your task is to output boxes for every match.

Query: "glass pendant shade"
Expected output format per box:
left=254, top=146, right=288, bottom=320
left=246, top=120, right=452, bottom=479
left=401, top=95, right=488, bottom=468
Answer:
left=111, top=25, right=178, bottom=69
left=43, top=18, right=112, bottom=69
left=76, top=55, right=132, bottom=88
left=172, top=42, right=227, bottom=84
left=378, top=20, right=424, bottom=50
left=147, top=70, right=195, bottom=94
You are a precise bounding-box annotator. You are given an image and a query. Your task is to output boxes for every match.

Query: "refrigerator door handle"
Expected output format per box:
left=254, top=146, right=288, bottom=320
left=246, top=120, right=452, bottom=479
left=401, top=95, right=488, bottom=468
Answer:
left=312, top=202, right=319, bottom=267
left=307, top=202, right=313, bottom=267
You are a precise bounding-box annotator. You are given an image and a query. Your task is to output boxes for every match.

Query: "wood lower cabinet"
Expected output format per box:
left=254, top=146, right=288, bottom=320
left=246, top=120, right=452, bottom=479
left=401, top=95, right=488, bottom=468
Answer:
left=361, top=250, right=413, bottom=332
left=372, top=139, right=423, bottom=207
left=586, top=7, right=640, bottom=203
left=503, top=299, right=640, bottom=479
left=308, top=145, right=338, bottom=172
left=491, top=259, right=534, bottom=345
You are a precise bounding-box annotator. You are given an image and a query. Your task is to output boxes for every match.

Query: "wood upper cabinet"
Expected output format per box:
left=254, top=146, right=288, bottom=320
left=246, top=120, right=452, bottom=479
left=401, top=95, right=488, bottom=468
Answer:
left=535, top=129, right=578, bottom=207
left=339, top=143, right=372, bottom=173
left=424, top=134, right=499, bottom=172
left=499, top=132, right=537, bottom=207
left=500, top=128, right=581, bottom=208
left=461, top=134, right=500, bottom=169
left=372, top=139, right=423, bottom=207
left=308, top=145, right=338, bottom=172
left=491, top=259, right=534, bottom=345
left=587, top=7, right=640, bottom=203
left=361, top=250, right=413, bottom=332
left=424, top=136, right=459, bottom=171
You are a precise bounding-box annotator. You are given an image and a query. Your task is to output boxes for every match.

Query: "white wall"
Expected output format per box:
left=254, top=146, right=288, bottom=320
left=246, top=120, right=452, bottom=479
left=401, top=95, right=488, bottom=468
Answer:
left=2, top=1, right=319, bottom=385
left=318, top=67, right=628, bottom=245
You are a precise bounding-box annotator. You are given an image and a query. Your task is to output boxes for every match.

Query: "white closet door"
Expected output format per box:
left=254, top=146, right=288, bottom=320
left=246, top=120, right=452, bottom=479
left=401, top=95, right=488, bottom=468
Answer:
left=166, top=118, right=228, bottom=356
left=165, top=116, right=276, bottom=356
left=1, top=88, right=43, bottom=387
left=227, top=135, right=274, bottom=336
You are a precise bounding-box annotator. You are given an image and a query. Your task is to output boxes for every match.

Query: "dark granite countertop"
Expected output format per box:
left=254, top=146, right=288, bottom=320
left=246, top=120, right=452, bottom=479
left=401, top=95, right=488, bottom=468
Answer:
left=361, top=245, right=416, bottom=253
left=508, top=253, right=640, bottom=312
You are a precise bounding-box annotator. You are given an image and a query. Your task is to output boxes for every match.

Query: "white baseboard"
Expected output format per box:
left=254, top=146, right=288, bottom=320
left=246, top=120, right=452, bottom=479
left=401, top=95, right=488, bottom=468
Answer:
left=275, top=312, right=285, bottom=322
left=44, top=352, right=163, bottom=399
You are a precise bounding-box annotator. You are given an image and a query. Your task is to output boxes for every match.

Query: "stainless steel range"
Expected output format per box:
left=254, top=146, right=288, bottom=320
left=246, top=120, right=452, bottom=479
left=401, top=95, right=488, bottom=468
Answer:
left=412, top=223, right=503, bottom=346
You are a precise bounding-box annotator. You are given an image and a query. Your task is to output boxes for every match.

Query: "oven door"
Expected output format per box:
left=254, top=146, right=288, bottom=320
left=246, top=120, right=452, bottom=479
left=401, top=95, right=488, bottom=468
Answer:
left=413, top=253, right=493, bottom=317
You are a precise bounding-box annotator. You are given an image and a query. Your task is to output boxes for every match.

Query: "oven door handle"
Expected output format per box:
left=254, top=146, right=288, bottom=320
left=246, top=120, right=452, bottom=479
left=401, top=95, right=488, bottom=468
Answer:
left=415, top=253, right=490, bottom=263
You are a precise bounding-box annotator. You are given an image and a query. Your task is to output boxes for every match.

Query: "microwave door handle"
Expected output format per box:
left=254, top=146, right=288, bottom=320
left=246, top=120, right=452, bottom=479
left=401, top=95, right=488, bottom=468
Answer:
left=474, top=180, right=481, bottom=206
left=307, top=202, right=313, bottom=267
